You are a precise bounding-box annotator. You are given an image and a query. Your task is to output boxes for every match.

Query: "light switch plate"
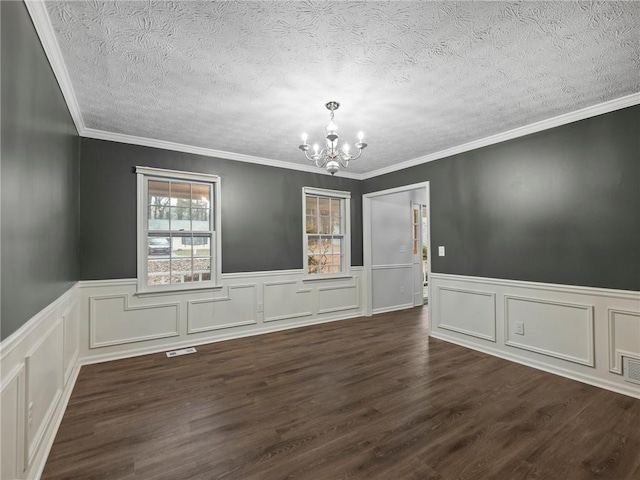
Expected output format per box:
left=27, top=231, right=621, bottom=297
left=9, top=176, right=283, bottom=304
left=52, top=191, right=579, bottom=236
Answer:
left=438, top=246, right=445, bottom=256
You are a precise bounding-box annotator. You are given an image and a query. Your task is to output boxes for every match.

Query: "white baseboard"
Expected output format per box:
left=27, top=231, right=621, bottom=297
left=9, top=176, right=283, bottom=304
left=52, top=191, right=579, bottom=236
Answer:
left=372, top=303, right=414, bottom=315
left=430, top=273, right=640, bottom=399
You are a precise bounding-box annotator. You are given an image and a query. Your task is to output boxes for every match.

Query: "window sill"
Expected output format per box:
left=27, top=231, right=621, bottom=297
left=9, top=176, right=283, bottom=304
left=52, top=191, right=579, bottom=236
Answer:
left=135, top=284, right=224, bottom=297
left=302, top=274, right=353, bottom=283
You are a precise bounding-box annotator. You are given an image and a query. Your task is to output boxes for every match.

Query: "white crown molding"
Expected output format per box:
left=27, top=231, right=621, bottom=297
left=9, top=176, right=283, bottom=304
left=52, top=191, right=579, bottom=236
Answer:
left=24, top=0, right=85, bottom=135
left=26, top=0, right=638, bottom=181
left=83, top=128, right=364, bottom=180
left=361, top=92, right=640, bottom=180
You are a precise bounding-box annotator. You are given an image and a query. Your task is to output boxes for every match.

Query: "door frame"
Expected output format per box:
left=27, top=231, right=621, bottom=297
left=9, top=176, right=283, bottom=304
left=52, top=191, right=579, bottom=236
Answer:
left=362, top=181, right=431, bottom=321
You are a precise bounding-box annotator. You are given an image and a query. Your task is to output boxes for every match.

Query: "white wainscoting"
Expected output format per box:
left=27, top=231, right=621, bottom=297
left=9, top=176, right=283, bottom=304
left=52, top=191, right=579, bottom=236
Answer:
left=435, top=286, right=496, bottom=341
left=187, top=284, right=257, bottom=333
left=371, top=265, right=414, bottom=314
left=0, top=285, right=80, bottom=480
left=504, top=295, right=594, bottom=366
left=608, top=308, right=640, bottom=374
left=78, top=268, right=364, bottom=364
left=430, top=273, right=640, bottom=399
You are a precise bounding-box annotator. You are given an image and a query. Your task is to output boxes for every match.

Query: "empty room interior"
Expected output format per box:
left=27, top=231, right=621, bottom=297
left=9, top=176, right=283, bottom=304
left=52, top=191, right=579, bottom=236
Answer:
left=2, top=1, right=640, bottom=479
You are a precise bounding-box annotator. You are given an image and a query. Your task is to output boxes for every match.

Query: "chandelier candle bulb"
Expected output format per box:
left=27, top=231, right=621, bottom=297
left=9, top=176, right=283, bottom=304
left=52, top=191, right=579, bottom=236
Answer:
left=297, top=101, right=368, bottom=175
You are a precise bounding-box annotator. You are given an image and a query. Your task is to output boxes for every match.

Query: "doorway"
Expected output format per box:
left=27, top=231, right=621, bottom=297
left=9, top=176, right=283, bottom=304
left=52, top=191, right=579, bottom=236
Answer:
left=362, top=182, right=431, bottom=318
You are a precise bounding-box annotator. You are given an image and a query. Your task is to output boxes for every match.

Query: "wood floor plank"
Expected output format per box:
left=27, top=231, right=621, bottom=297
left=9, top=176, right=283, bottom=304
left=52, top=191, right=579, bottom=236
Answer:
left=42, top=308, right=640, bottom=479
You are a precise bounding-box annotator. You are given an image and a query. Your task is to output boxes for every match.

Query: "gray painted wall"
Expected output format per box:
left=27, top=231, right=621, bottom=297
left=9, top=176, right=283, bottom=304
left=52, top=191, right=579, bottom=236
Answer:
left=79, top=138, right=363, bottom=280
left=364, top=106, right=640, bottom=291
left=1, top=2, right=80, bottom=340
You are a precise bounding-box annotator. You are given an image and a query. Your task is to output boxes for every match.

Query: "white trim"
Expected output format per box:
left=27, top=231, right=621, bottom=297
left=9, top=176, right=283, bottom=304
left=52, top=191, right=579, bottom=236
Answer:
left=135, top=167, right=222, bottom=294
left=79, top=311, right=363, bottom=366
left=302, top=187, right=352, bottom=279
left=134, top=165, right=220, bottom=182
left=504, top=295, right=595, bottom=366
left=371, top=263, right=413, bottom=270
left=1, top=365, right=25, bottom=479
left=372, top=303, right=415, bottom=315
left=430, top=273, right=640, bottom=301
left=302, top=187, right=351, bottom=199
left=361, top=92, right=640, bottom=179
left=430, top=330, right=640, bottom=400
left=186, top=284, right=258, bottom=334
left=436, top=286, right=497, bottom=342
left=85, top=128, right=364, bottom=179
left=0, top=284, right=77, bottom=359
left=362, top=181, right=432, bottom=318
left=89, top=294, right=180, bottom=348
left=27, top=361, right=81, bottom=480
left=76, top=267, right=363, bottom=286
left=608, top=308, right=640, bottom=374
left=24, top=0, right=85, bottom=135
left=317, top=278, right=360, bottom=315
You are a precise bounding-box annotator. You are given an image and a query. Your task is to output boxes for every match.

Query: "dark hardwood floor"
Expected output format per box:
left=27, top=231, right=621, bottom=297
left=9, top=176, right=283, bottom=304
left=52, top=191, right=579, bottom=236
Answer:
left=43, top=308, right=640, bottom=479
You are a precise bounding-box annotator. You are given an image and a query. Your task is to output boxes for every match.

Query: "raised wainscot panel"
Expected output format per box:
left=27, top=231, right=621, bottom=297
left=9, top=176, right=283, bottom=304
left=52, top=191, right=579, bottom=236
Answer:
left=1, top=366, right=25, bottom=480
left=436, top=286, right=496, bottom=341
left=26, top=319, right=64, bottom=466
left=187, top=284, right=257, bottom=334
left=318, top=278, right=360, bottom=314
left=505, top=295, right=594, bottom=366
left=608, top=309, right=640, bottom=374
left=89, top=294, right=180, bottom=348
left=264, top=281, right=313, bottom=322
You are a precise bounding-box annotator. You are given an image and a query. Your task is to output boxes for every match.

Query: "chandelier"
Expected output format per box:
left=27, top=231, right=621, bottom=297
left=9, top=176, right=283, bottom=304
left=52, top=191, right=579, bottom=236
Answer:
left=298, top=101, right=367, bottom=175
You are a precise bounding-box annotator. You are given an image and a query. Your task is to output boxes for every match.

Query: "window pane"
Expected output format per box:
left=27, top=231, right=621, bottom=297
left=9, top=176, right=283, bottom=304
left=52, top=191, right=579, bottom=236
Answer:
left=332, top=238, right=342, bottom=255
left=171, top=257, right=192, bottom=284
left=192, top=184, right=211, bottom=208
left=148, top=206, right=169, bottom=230
left=170, top=182, right=191, bottom=205
left=193, top=235, right=211, bottom=257
left=319, top=217, right=332, bottom=234
left=147, top=259, right=170, bottom=285
left=191, top=208, right=210, bottom=231
left=308, top=255, right=321, bottom=274
left=147, top=236, right=171, bottom=258
left=318, top=197, right=330, bottom=216
left=306, top=215, right=317, bottom=234
left=170, top=207, right=191, bottom=231
left=193, top=257, right=211, bottom=282
left=148, top=181, right=170, bottom=206
left=330, top=198, right=341, bottom=234
left=331, top=215, right=342, bottom=234
left=306, top=195, right=318, bottom=217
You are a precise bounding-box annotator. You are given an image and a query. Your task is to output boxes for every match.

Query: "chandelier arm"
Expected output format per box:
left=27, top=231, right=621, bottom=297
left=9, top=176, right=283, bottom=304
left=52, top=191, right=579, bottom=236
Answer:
left=349, top=148, right=364, bottom=161
left=303, top=148, right=330, bottom=168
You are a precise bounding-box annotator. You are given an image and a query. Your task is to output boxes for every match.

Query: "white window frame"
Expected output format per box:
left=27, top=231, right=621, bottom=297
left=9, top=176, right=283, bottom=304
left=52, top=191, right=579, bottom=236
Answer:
left=136, top=166, right=222, bottom=294
left=302, top=187, right=351, bottom=279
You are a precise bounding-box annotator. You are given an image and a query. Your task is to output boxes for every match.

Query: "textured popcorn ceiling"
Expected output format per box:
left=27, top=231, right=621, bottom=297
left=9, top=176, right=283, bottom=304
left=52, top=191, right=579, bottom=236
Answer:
left=46, top=1, right=640, bottom=174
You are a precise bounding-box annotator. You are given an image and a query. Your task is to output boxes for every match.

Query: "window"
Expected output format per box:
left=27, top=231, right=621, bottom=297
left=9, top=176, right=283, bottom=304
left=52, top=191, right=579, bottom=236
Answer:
left=303, top=187, right=351, bottom=276
left=136, top=166, right=221, bottom=293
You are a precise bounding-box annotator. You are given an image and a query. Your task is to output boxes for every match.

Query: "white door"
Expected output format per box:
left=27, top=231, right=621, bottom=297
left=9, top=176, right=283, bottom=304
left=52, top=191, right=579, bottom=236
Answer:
left=411, top=203, right=423, bottom=306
